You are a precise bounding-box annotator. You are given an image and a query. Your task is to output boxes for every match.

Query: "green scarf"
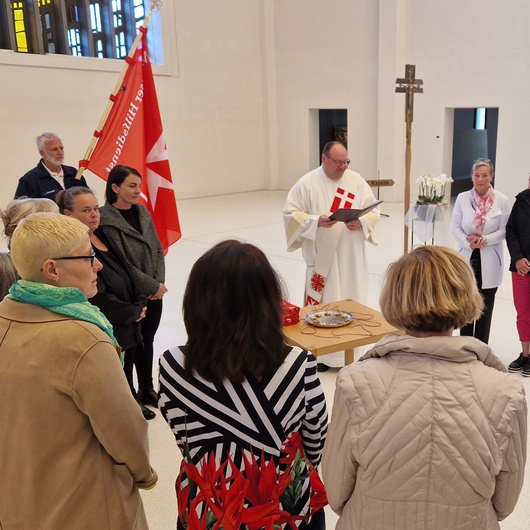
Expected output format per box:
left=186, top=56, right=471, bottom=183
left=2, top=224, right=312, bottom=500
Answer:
left=8, top=280, right=118, bottom=346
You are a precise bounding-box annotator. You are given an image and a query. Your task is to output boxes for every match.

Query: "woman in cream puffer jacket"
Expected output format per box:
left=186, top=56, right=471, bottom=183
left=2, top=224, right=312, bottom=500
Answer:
left=323, top=246, right=527, bottom=530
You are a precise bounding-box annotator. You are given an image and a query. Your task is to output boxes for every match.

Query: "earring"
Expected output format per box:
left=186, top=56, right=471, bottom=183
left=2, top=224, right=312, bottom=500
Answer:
left=53, top=277, right=59, bottom=283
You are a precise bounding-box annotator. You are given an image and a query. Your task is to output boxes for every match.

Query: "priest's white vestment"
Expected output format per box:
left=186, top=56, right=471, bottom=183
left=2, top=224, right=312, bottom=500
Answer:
left=283, top=166, right=379, bottom=366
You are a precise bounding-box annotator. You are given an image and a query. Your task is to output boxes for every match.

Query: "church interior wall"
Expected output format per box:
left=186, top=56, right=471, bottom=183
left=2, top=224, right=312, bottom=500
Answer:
left=0, top=0, right=529, bottom=208
left=273, top=0, right=380, bottom=192
left=398, top=0, right=530, bottom=203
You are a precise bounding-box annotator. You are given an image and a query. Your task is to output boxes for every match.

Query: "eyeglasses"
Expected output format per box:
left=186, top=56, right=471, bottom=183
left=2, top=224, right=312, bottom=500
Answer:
left=325, top=155, right=350, bottom=167
left=52, top=251, right=96, bottom=267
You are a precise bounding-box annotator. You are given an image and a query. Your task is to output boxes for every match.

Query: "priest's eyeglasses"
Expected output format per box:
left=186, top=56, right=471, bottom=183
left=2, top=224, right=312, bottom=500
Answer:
left=52, top=251, right=96, bottom=267
left=325, top=155, right=350, bottom=167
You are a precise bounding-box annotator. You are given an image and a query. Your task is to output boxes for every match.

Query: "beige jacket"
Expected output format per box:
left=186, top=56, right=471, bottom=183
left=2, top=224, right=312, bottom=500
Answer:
left=323, top=334, right=527, bottom=530
left=0, top=298, right=157, bottom=529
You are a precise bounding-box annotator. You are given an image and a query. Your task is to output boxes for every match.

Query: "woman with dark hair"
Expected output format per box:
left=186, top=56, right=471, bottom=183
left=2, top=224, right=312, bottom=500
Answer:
left=505, top=172, right=530, bottom=375
left=99, top=165, right=167, bottom=413
left=159, top=240, right=328, bottom=530
left=323, top=246, right=527, bottom=530
left=57, top=186, right=153, bottom=420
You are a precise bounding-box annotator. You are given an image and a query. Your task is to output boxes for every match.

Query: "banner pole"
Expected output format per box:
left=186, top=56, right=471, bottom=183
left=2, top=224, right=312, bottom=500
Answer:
left=76, top=2, right=160, bottom=180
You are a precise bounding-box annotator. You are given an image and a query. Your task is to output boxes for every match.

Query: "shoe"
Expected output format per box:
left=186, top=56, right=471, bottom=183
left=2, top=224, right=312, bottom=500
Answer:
left=137, top=388, right=159, bottom=408
left=523, top=362, right=530, bottom=378
left=138, top=401, right=156, bottom=420
left=508, top=353, right=529, bottom=373
left=317, top=363, right=330, bottom=373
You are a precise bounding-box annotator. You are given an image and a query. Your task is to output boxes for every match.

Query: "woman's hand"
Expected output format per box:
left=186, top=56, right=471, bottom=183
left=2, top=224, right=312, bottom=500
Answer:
left=135, top=306, right=147, bottom=322
left=149, top=283, right=168, bottom=300
left=467, top=234, right=486, bottom=249
left=516, top=258, right=530, bottom=276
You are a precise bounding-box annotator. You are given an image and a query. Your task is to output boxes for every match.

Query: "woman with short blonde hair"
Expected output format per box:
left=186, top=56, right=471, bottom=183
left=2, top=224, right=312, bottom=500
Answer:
left=323, top=245, right=527, bottom=530
left=0, top=212, right=156, bottom=529
left=380, top=245, right=483, bottom=333
left=10, top=212, right=87, bottom=281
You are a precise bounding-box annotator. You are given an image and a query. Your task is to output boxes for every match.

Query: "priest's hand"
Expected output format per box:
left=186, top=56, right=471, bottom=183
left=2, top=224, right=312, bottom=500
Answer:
left=318, top=215, right=337, bottom=228
left=345, top=219, right=361, bottom=231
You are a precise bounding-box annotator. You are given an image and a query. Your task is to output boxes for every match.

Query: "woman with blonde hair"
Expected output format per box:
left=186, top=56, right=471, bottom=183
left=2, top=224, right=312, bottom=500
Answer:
left=0, top=252, right=17, bottom=300
left=451, top=158, right=510, bottom=343
left=323, top=245, right=527, bottom=530
left=0, top=212, right=156, bottom=529
left=1, top=196, right=58, bottom=247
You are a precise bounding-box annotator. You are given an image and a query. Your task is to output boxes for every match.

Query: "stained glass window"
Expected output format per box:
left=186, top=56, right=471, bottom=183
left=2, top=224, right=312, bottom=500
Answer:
left=12, top=2, right=29, bottom=53
left=0, top=1, right=159, bottom=61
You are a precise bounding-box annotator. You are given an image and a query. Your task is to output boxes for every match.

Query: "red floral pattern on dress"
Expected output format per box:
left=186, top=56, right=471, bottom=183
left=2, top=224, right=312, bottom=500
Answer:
left=177, top=432, right=327, bottom=530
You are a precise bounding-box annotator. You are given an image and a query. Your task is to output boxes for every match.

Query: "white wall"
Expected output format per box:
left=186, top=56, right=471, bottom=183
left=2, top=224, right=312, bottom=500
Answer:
left=400, top=0, right=530, bottom=202
left=273, top=0, right=380, bottom=190
left=1, top=0, right=529, bottom=209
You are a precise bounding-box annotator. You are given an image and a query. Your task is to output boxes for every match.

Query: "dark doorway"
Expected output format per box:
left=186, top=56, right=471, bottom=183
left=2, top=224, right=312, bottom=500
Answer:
left=451, top=108, right=499, bottom=197
left=319, top=109, right=347, bottom=164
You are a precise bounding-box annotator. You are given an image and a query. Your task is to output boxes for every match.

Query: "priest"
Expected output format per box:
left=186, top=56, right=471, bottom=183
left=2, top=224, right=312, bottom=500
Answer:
left=283, top=141, right=380, bottom=368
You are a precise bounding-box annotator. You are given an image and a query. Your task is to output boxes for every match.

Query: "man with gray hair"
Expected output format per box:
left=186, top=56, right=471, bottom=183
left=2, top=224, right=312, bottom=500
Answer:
left=14, top=132, right=87, bottom=199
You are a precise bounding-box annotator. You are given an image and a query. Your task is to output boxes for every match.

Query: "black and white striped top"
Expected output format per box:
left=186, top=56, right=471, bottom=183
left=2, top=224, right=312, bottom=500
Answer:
left=159, top=345, right=328, bottom=527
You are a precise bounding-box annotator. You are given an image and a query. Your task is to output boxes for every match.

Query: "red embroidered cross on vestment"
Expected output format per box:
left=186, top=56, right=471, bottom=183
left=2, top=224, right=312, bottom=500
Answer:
left=330, top=187, right=355, bottom=213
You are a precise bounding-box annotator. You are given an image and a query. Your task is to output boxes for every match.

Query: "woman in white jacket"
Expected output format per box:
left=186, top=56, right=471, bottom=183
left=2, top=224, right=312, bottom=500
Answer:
left=451, top=158, right=510, bottom=343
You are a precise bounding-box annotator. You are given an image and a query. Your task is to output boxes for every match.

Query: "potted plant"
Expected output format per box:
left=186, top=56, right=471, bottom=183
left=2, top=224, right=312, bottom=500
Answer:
left=416, top=173, right=453, bottom=205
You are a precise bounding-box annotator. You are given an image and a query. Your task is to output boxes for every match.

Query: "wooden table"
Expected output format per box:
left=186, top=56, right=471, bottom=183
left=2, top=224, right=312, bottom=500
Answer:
left=283, top=299, right=400, bottom=365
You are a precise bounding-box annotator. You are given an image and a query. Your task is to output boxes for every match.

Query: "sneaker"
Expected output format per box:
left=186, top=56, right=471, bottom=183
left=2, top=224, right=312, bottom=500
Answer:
left=523, top=362, right=530, bottom=378
left=508, top=353, right=530, bottom=372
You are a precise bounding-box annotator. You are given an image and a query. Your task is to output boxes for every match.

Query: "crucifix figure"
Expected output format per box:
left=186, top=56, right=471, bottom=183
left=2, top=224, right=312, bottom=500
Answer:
left=395, top=64, right=423, bottom=253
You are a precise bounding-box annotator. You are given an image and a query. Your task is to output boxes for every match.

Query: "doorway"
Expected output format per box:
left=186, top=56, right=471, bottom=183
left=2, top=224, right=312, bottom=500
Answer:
left=318, top=109, right=347, bottom=165
left=450, top=108, right=499, bottom=197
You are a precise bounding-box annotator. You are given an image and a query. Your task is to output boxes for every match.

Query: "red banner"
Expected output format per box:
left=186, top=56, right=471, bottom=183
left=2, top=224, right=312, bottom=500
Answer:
left=81, top=27, right=181, bottom=253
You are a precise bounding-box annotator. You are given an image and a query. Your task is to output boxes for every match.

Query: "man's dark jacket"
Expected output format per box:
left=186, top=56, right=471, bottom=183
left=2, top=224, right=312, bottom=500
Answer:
left=14, top=160, right=88, bottom=199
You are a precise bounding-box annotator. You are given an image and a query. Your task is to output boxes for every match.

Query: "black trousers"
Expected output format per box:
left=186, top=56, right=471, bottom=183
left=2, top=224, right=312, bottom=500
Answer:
left=123, top=347, right=137, bottom=394
left=136, top=298, right=163, bottom=392
left=460, top=249, right=497, bottom=344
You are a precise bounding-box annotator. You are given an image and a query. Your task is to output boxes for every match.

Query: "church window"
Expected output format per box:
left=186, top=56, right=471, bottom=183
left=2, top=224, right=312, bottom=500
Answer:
left=0, top=0, right=161, bottom=62
left=475, top=108, right=486, bottom=130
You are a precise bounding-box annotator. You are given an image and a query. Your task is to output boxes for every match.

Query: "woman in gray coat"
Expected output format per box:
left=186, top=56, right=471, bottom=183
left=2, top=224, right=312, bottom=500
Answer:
left=99, top=165, right=167, bottom=413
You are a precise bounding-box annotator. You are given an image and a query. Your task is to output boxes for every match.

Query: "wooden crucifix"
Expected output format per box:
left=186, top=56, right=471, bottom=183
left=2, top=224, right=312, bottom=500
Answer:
left=395, top=64, right=423, bottom=253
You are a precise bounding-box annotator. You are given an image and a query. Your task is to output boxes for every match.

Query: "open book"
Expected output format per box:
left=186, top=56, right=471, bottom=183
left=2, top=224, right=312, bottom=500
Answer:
left=329, top=200, right=383, bottom=222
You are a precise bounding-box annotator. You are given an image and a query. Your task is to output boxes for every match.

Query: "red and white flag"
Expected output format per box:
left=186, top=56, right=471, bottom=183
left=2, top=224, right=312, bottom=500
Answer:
left=330, top=187, right=355, bottom=213
left=80, top=27, right=181, bottom=253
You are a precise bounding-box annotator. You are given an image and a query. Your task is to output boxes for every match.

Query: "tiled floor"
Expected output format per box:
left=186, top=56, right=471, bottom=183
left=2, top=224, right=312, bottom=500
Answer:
left=142, top=190, right=529, bottom=529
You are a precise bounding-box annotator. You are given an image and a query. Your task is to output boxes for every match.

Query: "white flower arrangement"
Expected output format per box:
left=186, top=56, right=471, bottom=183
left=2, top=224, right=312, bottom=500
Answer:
left=416, top=173, right=453, bottom=205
